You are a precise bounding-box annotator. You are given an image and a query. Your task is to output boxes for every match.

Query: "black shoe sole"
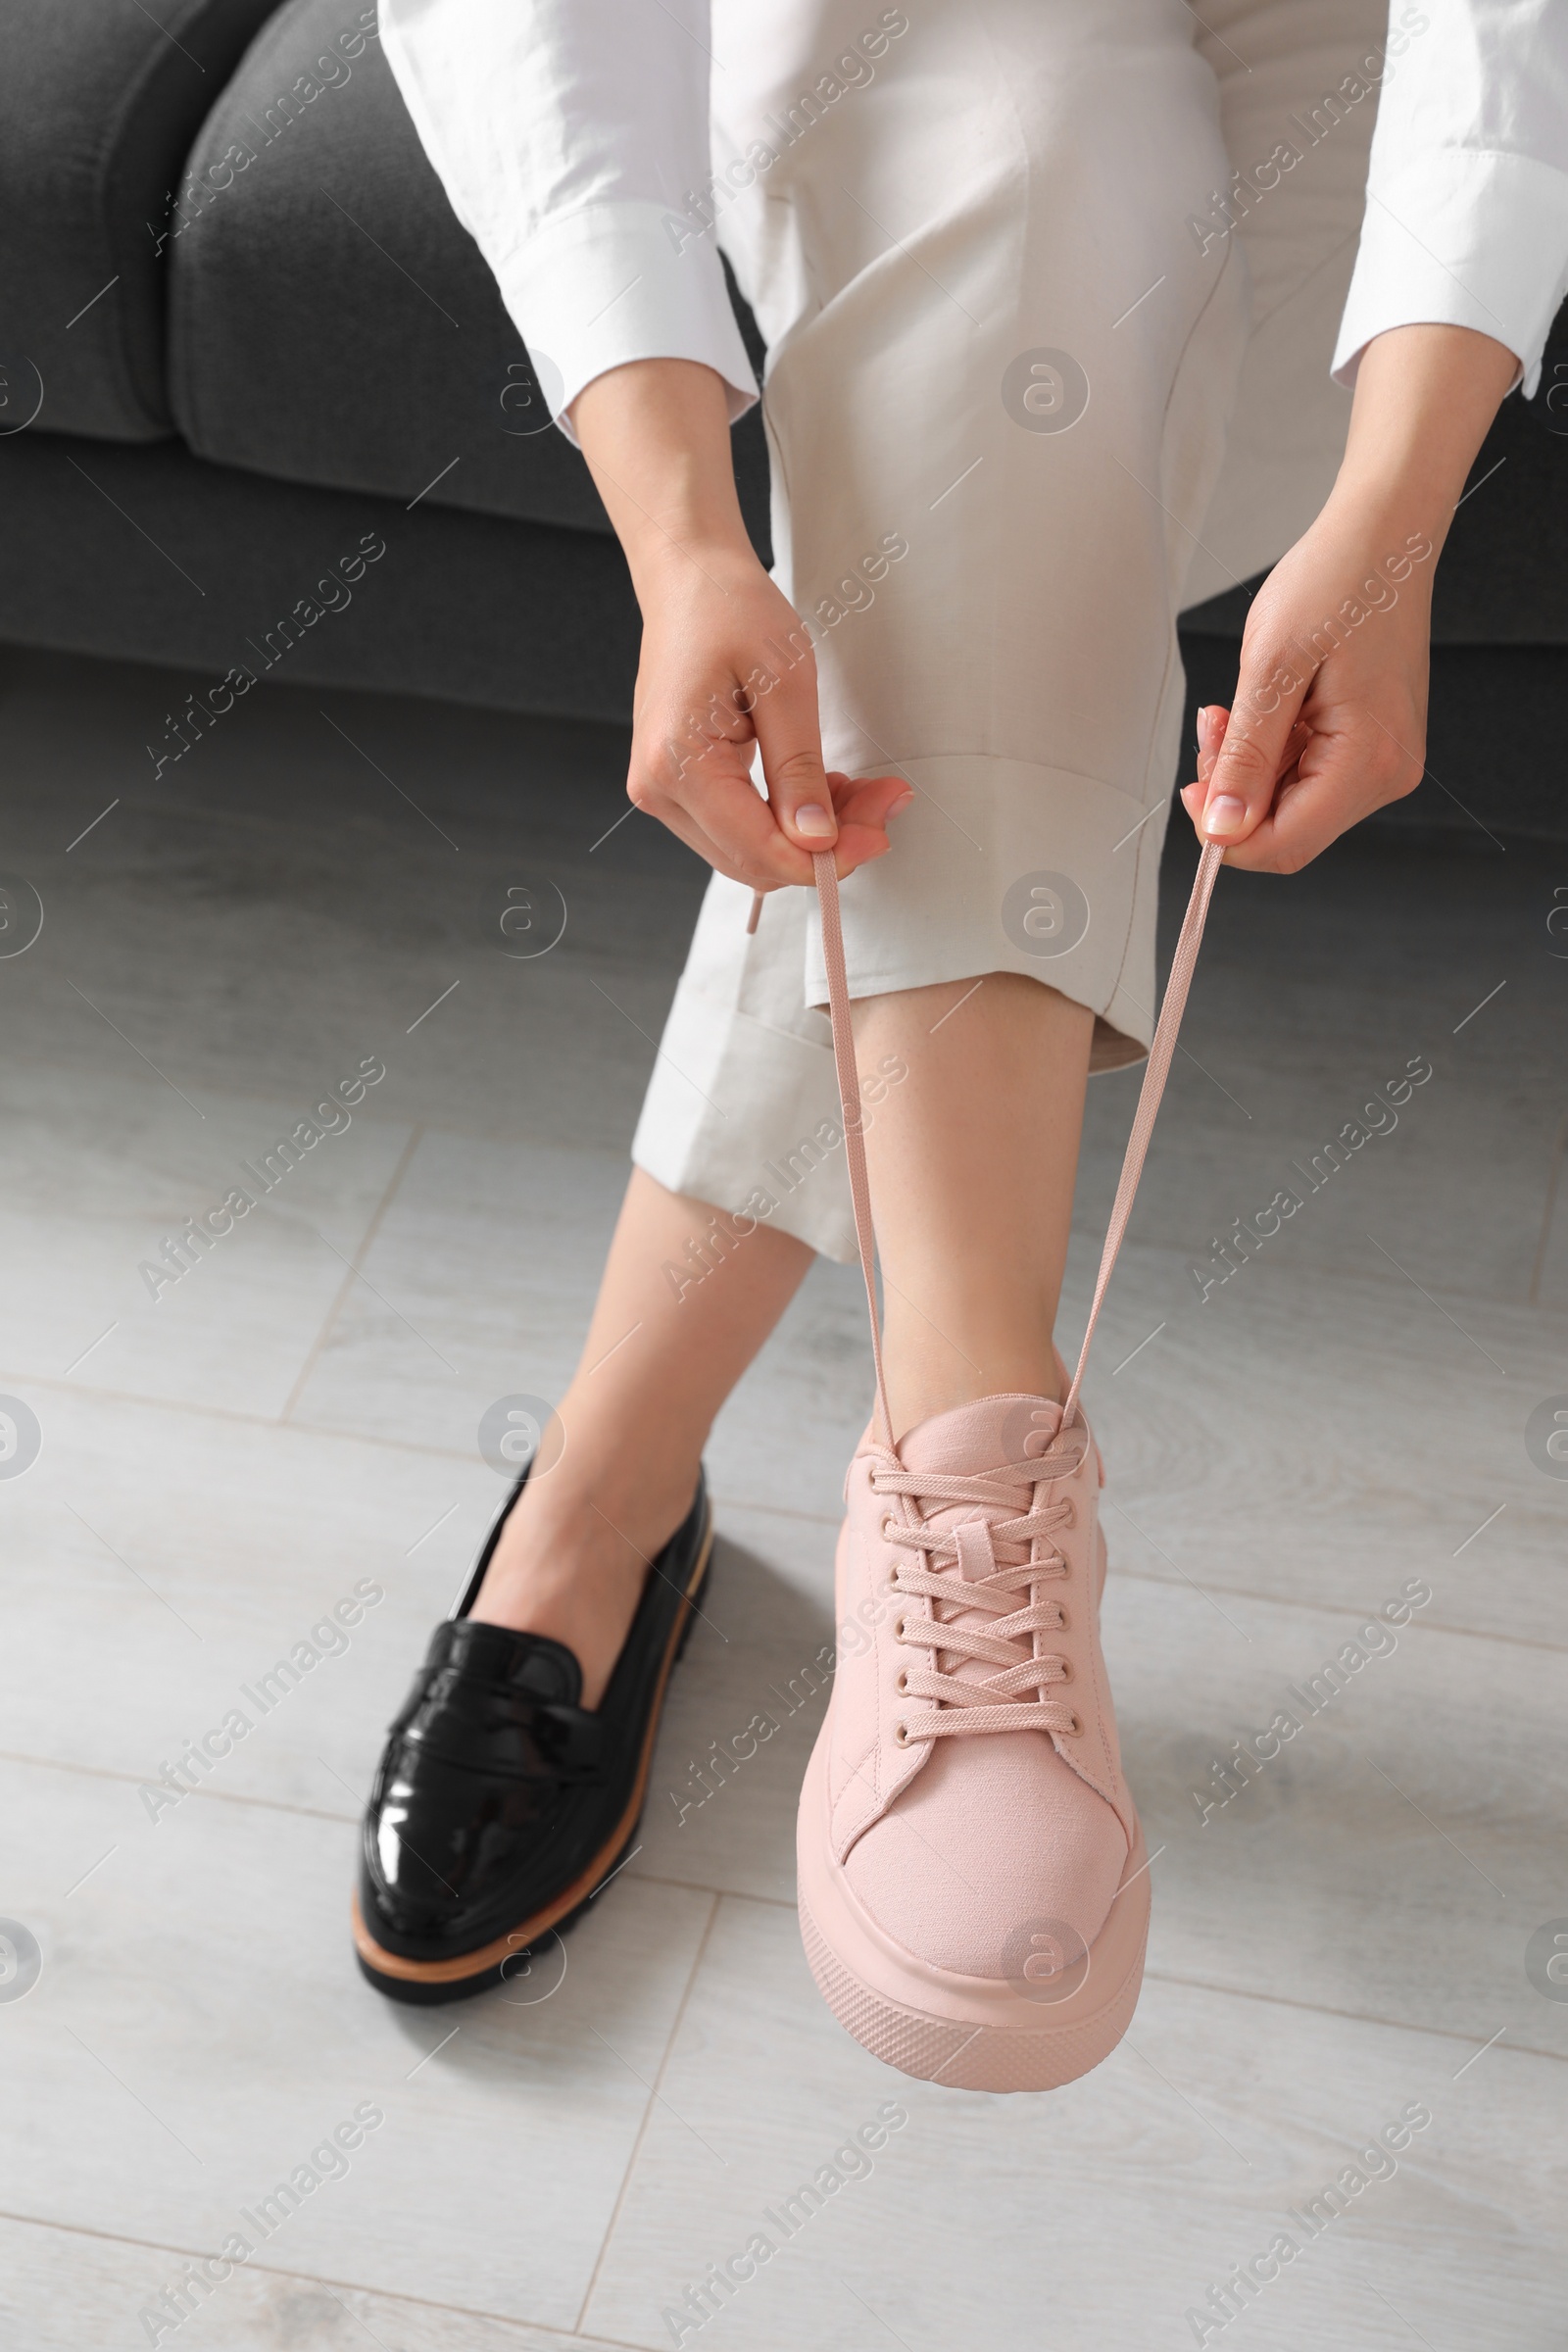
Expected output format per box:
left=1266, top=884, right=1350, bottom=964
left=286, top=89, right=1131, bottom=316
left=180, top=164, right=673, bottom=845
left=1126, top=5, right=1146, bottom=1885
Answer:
left=352, top=1508, right=713, bottom=2006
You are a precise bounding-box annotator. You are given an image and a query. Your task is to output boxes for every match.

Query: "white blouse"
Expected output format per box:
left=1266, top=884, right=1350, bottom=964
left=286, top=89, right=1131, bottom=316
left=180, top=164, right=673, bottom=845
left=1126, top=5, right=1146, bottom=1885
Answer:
left=379, top=0, right=1568, bottom=428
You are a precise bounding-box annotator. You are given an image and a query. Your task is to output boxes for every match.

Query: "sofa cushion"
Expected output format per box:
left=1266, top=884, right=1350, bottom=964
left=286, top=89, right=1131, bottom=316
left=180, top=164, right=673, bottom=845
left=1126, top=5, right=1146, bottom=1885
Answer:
left=167, top=0, right=768, bottom=542
left=0, top=0, right=287, bottom=441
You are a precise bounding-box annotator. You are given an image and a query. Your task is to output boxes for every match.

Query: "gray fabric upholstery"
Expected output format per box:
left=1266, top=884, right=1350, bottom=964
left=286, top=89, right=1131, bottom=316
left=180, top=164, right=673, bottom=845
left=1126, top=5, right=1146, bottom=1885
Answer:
left=166, top=0, right=771, bottom=545
left=4, top=426, right=1562, bottom=843
left=0, top=0, right=286, bottom=441
left=0, top=429, right=640, bottom=720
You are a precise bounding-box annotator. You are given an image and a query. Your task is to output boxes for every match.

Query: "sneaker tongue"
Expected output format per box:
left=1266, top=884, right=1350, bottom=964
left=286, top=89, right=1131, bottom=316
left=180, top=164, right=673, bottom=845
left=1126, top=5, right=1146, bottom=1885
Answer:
left=898, top=1393, right=1063, bottom=1485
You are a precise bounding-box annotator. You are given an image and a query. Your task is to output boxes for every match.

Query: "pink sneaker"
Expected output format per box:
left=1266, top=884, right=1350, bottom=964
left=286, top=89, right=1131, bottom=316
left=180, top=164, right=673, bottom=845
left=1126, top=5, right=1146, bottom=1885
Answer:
left=797, top=842, right=1223, bottom=2089
left=798, top=1391, right=1148, bottom=2090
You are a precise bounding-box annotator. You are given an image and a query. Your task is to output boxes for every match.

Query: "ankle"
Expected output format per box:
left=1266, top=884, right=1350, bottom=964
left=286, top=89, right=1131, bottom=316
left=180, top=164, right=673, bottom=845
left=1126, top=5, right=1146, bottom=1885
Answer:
left=520, top=1451, right=697, bottom=1563
left=883, top=1335, right=1067, bottom=1435
left=471, top=1481, right=669, bottom=1705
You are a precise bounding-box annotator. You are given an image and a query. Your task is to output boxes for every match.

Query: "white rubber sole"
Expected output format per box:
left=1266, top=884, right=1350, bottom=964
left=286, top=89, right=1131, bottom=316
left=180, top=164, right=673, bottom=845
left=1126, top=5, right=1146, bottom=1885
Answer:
left=796, top=1718, right=1150, bottom=2093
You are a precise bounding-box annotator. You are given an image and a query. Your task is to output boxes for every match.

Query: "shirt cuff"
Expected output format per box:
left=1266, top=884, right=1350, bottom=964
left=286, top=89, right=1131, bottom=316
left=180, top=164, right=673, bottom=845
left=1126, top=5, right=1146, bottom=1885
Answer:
left=488, top=200, right=760, bottom=443
left=1333, top=149, right=1568, bottom=399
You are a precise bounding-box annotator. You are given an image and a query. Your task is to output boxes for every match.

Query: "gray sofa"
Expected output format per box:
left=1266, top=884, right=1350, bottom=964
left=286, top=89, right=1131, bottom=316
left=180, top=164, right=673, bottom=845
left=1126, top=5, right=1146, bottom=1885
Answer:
left=3, top=0, right=1565, bottom=837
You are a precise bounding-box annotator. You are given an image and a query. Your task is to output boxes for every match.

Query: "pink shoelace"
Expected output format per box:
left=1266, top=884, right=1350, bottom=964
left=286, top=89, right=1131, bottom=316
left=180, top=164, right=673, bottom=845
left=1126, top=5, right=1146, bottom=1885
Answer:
left=810, top=837, right=1225, bottom=1742
left=874, top=1452, right=1084, bottom=1745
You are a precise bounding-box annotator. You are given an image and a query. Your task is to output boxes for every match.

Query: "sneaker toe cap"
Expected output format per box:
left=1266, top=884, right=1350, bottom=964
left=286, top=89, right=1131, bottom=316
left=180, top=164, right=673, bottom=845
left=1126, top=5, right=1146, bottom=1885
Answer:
left=840, top=1731, right=1128, bottom=1980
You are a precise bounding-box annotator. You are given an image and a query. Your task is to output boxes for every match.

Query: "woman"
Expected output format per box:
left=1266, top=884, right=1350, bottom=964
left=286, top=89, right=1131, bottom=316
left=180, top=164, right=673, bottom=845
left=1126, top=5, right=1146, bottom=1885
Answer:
left=351, top=0, right=1568, bottom=2086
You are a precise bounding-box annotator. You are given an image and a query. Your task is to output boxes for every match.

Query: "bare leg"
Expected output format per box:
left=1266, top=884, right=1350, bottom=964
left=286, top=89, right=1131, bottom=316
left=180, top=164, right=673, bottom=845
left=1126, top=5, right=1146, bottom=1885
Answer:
left=471, top=1167, right=811, bottom=1702
left=474, top=972, right=1090, bottom=1693
left=851, top=972, right=1095, bottom=1439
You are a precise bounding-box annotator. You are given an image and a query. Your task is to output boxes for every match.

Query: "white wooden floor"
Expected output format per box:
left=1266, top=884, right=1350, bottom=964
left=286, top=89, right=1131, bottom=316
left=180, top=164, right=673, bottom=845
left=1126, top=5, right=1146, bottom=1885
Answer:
left=1, top=649, right=1564, bottom=2352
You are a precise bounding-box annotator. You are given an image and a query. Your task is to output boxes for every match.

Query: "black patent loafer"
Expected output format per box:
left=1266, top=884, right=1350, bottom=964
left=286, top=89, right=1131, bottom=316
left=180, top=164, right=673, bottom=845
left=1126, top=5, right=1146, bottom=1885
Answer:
left=352, top=1469, right=711, bottom=2004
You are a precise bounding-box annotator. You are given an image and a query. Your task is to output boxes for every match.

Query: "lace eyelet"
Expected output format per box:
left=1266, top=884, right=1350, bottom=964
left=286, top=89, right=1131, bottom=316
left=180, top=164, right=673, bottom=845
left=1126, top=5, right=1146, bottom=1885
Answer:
left=892, top=1616, right=907, bottom=1642
left=893, top=1720, right=911, bottom=1747
left=881, top=1514, right=898, bottom=1542
left=894, top=1668, right=909, bottom=1695
left=1064, top=1711, right=1083, bottom=1737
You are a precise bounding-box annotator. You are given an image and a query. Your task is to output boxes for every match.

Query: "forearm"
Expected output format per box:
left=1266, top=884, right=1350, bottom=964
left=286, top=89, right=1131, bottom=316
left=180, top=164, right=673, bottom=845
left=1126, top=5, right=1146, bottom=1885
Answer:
left=1327, top=322, right=1519, bottom=557
left=569, top=359, right=757, bottom=604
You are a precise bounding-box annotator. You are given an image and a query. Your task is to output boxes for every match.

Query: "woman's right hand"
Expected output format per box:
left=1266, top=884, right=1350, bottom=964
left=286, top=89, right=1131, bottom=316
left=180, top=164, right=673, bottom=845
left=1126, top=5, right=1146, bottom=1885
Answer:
left=571, top=358, right=908, bottom=892
left=628, top=539, right=909, bottom=889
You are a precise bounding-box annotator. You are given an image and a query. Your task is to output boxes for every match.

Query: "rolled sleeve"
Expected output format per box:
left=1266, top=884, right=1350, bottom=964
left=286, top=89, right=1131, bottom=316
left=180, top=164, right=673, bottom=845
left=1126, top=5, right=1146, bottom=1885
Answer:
left=379, top=0, right=758, bottom=436
left=1333, top=1, right=1568, bottom=398
left=486, top=200, right=758, bottom=436
left=1334, top=148, right=1568, bottom=395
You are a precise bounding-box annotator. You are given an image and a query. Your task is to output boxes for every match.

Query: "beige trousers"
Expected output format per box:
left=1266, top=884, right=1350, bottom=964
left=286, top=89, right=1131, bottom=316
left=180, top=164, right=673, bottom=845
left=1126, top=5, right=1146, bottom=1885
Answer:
left=633, top=0, right=1385, bottom=1259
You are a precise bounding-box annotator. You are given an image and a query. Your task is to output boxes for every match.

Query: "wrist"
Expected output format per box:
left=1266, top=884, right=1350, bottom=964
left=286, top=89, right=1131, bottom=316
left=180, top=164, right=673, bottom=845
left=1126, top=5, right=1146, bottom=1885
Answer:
left=624, top=514, right=758, bottom=579
left=1329, top=322, right=1517, bottom=560
left=569, top=357, right=759, bottom=599
left=623, top=520, right=764, bottom=610
left=1321, top=466, right=1453, bottom=563
left=1315, top=474, right=1447, bottom=583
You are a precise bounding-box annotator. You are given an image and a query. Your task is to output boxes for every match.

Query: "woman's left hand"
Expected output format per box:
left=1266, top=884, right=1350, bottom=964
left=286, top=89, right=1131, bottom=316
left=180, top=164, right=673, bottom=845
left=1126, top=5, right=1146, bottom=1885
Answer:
left=1181, top=321, right=1520, bottom=873
left=1180, top=491, right=1434, bottom=872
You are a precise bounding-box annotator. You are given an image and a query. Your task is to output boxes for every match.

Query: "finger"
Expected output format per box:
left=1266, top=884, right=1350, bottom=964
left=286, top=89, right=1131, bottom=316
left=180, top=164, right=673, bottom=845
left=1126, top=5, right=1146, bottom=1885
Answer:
left=632, top=722, right=809, bottom=886
left=824, top=771, right=912, bottom=876
left=672, top=753, right=906, bottom=891
left=630, top=776, right=772, bottom=887
left=651, top=732, right=819, bottom=888
left=830, top=771, right=912, bottom=828
left=1216, top=753, right=1337, bottom=874
left=738, top=772, right=907, bottom=890
left=750, top=651, right=841, bottom=851
left=1220, top=710, right=1421, bottom=875
left=642, top=758, right=904, bottom=892
left=1181, top=713, right=1310, bottom=836
left=1179, top=704, right=1228, bottom=836
left=636, top=734, right=910, bottom=892
left=1200, top=636, right=1314, bottom=845
left=646, top=771, right=906, bottom=893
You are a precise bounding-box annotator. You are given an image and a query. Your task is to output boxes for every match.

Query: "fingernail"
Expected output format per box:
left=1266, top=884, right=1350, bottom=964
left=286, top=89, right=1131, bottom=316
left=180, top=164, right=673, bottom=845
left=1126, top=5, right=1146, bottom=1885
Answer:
left=889, top=791, right=914, bottom=817
left=1203, top=793, right=1246, bottom=838
left=793, top=804, right=836, bottom=840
